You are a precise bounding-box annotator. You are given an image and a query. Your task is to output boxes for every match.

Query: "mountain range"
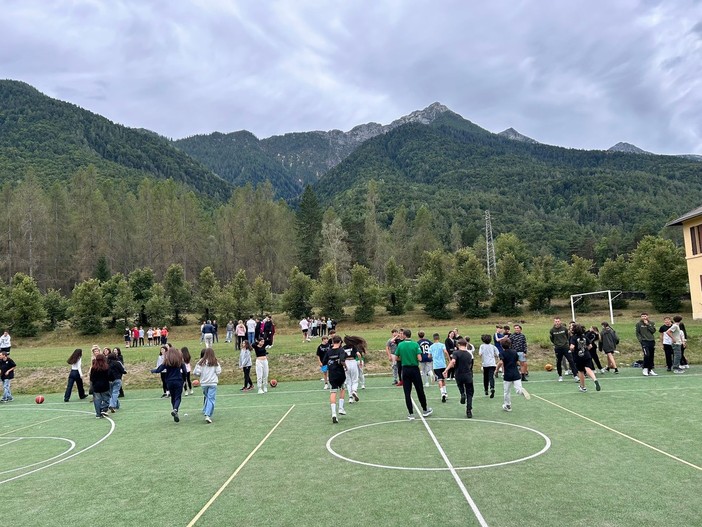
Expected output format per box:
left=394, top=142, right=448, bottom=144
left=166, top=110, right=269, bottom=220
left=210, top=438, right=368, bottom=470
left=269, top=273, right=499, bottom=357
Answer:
left=1, top=79, right=701, bottom=263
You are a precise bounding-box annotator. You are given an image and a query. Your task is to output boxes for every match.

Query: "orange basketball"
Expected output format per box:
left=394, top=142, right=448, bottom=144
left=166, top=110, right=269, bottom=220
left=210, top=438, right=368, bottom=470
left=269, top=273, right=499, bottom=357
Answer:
left=545, top=363, right=554, bottom=372
left=269, top=379, right=278, bottom=388
left=192, top=379, right=200, bottom=387
left=35, top=395, right=45, bottom=404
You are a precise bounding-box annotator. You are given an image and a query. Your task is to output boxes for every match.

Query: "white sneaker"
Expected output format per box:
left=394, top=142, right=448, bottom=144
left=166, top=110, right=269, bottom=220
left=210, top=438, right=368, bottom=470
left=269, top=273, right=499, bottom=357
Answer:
left=521, top=387, right=531, bottom=400
left=323, top=383, right=329, bottom=390
left=565, top=370, right=572, bottom=375
left=642, top=368, right=649, bottom=376
left=424, top=382, right=429, bottom=387
left=648, top=370, right=658, bottom=376
left=258, top=389, right=264, bottom=394
left=600, top=368, right=607, bottom=373
left=264, top=386, right=268, bottom=393
left=361, top=384, right=365, bottom=389
left=502, top=404, right=512, bottom=412
left=338, top=408, right=346, bottom=415
left=558, top=376, right=563, bottom=382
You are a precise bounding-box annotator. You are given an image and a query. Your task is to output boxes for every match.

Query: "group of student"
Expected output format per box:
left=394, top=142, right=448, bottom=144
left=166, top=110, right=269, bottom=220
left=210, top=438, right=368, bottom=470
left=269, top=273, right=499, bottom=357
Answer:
left=123, top=326, right=169, bottom=347
left=300, top=316, right=336, bottom=342
left=64, top=345, right=127, bottom=417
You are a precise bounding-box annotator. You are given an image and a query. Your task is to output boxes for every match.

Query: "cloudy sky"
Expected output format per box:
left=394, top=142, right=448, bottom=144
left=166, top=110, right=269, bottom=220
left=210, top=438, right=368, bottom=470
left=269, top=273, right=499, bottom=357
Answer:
left=2, top=0, right=701, bottom=153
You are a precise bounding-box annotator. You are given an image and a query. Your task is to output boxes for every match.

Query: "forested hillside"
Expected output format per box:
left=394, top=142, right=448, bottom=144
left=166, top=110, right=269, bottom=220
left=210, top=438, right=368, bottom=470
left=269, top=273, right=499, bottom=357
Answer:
left=0, top=80, right=232, bottom=199
left=316, top=113, right=702, bottom=265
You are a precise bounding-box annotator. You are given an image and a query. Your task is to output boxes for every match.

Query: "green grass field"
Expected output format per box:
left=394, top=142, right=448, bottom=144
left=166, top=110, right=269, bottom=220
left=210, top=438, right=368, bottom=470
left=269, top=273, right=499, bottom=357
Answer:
left=3, top=367, right=701, bottom=527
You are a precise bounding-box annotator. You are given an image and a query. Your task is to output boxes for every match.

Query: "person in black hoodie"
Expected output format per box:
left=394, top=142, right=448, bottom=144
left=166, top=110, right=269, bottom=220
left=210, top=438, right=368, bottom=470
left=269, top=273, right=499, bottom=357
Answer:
left=90, top=354, right=110, bottom=418
left=151, top=346, right=188, bottom=422
left=107, top=352, right=126, bottom=413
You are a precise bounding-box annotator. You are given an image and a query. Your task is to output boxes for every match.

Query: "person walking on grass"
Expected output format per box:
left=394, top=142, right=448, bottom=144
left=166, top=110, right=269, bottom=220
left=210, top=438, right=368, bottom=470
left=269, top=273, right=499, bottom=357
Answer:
left=156, top=346, right=169, bottom=398
left=0, top=351, right=16, bottom=403
left=511, top=325, right=529, bottom=381
left=317, top=336, right=331, bottom=390
left=0, top=330, right=11, bottom=354
left=443, top=338, right=475, bottom=418
left=570, top=324, right=601, bottom=393
left=499, top=339, right=530, bottom=412
left=600, top=322, right=620, bottom=373
left=479, top=334, right=500, bottom=398
left=182, top=347, right=193, bottom=396
left=151, top=346, right=187, bottom=422
left=429, top=333, right=449, bottom=403
left=395, top=329, right=433, bottom=421
left=193, top=348, right=222, bottom=424
left=550, top=317, right=578, bottom=382
left=107, top=352, right=126, bottom=413
left=659, top=316, right=674, bottom=372
left=239, top=340, right=254, bottom=391
left=323, top=335, right=347, bottom=424
left=343, top=336, right=366, bottom=404
left=386, top=329, right=402, bottom=386
left=585, top=325, right=605, bottom=373
left=666, top=316, right=686, bottom=374
left=64, top=349, right=87, bottom=402
left=90, top=354, right=110, bottom=418
left=253, top=336, right=270, bottom=394
left=636, top=313, right=658, bottom=376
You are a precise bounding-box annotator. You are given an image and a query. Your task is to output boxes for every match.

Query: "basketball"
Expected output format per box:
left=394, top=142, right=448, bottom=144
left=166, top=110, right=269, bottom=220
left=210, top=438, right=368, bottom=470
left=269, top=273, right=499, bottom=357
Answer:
left=35, top=395, right=45, bottom=404
left=192, top=379, right=200, bottom=387
left=545, top=363, right=554, bottom=371
left=269, top=379, right=278, bottom=387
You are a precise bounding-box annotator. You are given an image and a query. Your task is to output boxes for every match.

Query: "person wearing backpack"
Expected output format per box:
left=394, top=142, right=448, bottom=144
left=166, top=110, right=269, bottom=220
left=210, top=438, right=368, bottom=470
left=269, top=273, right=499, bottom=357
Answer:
left=600, top=322, right=619, bottom=373
left=570, top=324, right=601, bottom=393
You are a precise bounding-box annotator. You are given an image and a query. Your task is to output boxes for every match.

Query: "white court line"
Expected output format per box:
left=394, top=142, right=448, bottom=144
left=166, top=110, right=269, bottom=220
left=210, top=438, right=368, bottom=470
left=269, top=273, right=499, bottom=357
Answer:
left=186, top=404, right=295, bottom=527
left=414, top=398, right=489, bottom=527
left=0, top=438, right=22, bottom=448
left=0, top=416, right=64, bottom=437
left=534, top=394, right=702, bottom=471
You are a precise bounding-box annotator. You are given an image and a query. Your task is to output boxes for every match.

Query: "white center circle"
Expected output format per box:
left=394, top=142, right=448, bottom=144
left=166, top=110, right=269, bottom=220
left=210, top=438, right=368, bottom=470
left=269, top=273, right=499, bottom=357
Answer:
left=326, top=418, right=551, bottom=471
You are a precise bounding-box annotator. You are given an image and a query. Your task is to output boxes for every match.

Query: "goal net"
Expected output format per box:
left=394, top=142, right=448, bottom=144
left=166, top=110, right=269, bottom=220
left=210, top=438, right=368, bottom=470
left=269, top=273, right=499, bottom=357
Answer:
left=569, top=290, right=622, bottom=325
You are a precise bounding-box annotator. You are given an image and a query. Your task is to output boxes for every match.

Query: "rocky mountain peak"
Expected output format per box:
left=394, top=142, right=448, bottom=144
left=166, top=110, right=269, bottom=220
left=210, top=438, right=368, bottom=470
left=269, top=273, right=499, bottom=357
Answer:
left=607, top=142, right=652, bottom=154
left=498, top=127, right=539, bottom=144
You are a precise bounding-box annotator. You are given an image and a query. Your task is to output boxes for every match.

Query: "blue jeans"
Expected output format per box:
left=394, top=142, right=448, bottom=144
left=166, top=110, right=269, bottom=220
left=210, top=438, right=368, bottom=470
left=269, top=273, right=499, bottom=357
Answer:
left=202, top=385, right=217, bottom=417
left=93, top=391, right=110, bottom=416
left=2, top=379, right=12, bottom=400
left=109, top=379, right=122, bottom=409
left=247, top=331, right=255, bottom=344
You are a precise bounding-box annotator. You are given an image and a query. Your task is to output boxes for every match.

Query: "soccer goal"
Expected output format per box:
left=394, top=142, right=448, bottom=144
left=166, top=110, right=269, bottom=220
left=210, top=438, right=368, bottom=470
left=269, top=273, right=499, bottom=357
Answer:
left=570, top=289, right=622, bottom=325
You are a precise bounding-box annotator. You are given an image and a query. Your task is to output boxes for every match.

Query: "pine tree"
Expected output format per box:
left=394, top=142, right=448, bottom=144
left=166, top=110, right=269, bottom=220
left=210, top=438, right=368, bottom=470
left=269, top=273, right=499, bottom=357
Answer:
left=251, top=274, right=274, bottom=315
left=348, top=264, right=379, bottom=323
left=113, top=279, right=136, bottom=327
left=312, top=263, right=345, bottom=320
left=195, top=267, right=221, bottom=321
left=416, top=250, right=453, bottom=319
left=163, top=264, right=192, bottom=325
left=296, top=185, right=323, bottom=277
left=384, top=257, right=410, bottom=315
left=43, top=288, right=68, bottom=330
left=145, top=283, right=170, bottom=326
left=8, top=273, right=46, bottom=337
left=281, top=267, right=314, bottom=321
left=70, top=278, right=106, bottom=335
left=451, top=249, right=490, bottom=317
left=491, top=253, right=527, bottom=316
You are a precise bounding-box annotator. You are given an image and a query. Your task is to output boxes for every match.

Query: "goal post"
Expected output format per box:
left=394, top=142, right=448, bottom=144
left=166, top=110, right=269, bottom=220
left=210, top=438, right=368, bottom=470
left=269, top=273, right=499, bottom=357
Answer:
left=569, top=290, right=622, bottom=325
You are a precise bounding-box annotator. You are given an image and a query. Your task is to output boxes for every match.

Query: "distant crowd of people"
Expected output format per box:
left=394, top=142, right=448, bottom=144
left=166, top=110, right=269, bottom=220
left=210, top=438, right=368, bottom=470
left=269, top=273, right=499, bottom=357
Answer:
left=123, top=326, right=169, bottom=347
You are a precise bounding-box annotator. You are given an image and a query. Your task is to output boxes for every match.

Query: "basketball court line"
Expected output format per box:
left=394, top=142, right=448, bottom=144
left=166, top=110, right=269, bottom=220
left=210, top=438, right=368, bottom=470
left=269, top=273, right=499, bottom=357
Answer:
left=0, top=416, right=64, bottom=437
left=533, top=394, right=702, bottom=471
left=0, top=438, right=22, bottom=448
left=186, top=404, right=295, bottom=527
left=413, top=397, right=489, bottom=527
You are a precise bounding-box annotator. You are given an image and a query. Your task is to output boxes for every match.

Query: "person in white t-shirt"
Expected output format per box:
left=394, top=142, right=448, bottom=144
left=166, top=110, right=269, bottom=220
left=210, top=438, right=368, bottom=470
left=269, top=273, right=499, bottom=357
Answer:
left=300, top=317, right=310, bottom=342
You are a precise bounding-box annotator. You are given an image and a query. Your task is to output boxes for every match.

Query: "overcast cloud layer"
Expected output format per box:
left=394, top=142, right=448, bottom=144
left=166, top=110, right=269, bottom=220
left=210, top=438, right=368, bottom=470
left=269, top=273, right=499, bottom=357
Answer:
left=1, top=0, right=701, bottom=154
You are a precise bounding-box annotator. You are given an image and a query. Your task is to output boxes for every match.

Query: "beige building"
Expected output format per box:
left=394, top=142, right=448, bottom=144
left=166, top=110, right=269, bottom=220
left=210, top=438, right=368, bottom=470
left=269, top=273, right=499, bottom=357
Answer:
left=668, top=205, right=702, bottom=319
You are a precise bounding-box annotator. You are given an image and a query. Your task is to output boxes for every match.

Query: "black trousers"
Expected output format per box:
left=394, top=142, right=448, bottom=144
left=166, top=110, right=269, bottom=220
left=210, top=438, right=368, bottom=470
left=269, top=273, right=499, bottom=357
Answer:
left=482, top=366, right=496, bottom=393
left=663, top=344, right=673, bottom=369
left=456, top=376, right=474, bottom=410
left=590, top=349, right=603, bottom=370
left=64, top=370, right=86, bottom=401
left=242, top=366, right=252, bottom=388
left=167, top=381, right=183, bottom=411
left=641, top=341, right=655, bottom=370
left=402, top=366, right=428, bottom=414
left=555, top=347, right=576, bottom=376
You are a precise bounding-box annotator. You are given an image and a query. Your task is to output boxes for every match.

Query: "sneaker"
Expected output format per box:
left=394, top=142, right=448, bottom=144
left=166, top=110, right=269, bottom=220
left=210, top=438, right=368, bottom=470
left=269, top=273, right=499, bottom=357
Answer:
left=502, top=404, right=512, bottom=412
left=264, top=387, right=268, bottom=393
left=100, top=411, right=109, bottom=417
left=558, top=376, right=563, bottom=382
left=332, top=415, right=338, bottom=424
left=484, top=390, right=489, bottom=396
left=521, top=387, right=531, bottom=400
left=397, top=381, right=404, bottom=386
left=348, top=398, right=355, bottom=404
left=425, top=382, right=429, bottom=387
left=466, top=409, right=473, bottom=418
left=667, top=368, right=672, bottom=372
left=96, top=415, right=104, bottom=419
left=441, top=393, right=447, bottom=403
left=490, top=389, right=495, bottom=399
left=172, top=410, right=180, bottom=422
left=683, top=365, right=690, bottom=369
left=338, top=408, right=346, bottom=415
left=361, top=385, right=365, bottom=389
left=579, top=386, right=587, bottom=392
left=323, top=383, right=329, bottom=390
left=352, top=392, right=359, bottom=402
left=600, top=368, right=607, bottom=374
left=649, top=370, right=658, bottom=376
left=422, top=408, right=433, bottom=417
left=673, top=368, right=685, bottom=374
left=595, top=380, right=601, bottom=391
left=574, top=376, right=579, bottom=382
left=614, top=369, right=619, bottom=374
left=642, top=368, right=649, bottom=376
left=184, top=391, right=189, bottom=396
left=521, top=376, right=529, bottom=382
left=407, top=414, right=415, bottom=420
left=392, top=381, right=398, bottom=386
left=161, top=393, right=169, bottom=398
left=460, top=394, right=466, bottom=405
left=109, top=407, right=115, bottom=413
left=565, top=369, right=572, bottom=375
left=205, top=416, right=212, bottom=424
left=258, top=389, right=264, bottom=394
left=189, top=390, right=193, bottom=395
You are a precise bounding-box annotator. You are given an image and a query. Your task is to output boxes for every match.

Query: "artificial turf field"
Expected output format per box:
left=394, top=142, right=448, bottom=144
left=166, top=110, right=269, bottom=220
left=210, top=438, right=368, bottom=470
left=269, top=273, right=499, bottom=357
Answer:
left=2, top=369, right=701, bottom=527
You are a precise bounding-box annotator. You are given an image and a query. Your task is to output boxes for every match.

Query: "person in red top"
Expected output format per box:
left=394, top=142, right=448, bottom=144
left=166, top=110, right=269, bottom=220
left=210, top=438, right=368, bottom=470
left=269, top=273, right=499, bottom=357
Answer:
left=132, top=327, right=139, bottom=348
left=161, top=327, right=168, bottom=345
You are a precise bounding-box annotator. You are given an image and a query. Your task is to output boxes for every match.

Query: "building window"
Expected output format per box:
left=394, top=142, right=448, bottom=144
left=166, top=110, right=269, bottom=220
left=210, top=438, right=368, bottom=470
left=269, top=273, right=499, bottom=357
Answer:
left=692, top=225, right=702, bottom=255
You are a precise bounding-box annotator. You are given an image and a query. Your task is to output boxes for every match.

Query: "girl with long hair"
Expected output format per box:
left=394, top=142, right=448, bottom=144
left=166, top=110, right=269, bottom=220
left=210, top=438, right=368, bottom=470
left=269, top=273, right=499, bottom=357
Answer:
left=151, top=346, right=187, bottom=422
left=90, top=354, right=110, bottom=418
left=182, top=347, right=193, bottom=396
left=156, top=346, right=169, bottom=398
left=107, top=352, right=126, bottom=412
left=343, top=336, right=367, bottom=403
left=64, top=348, right=87, bottom=402
left=239, top=340, right=253, bottom=391
left=193, top=348, right=222, bottom=424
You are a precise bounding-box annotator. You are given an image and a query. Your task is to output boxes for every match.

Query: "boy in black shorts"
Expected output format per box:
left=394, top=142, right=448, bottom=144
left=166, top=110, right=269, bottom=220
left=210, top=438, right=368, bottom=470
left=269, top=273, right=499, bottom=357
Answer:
left=570, top=324, right=601, bottom=393
left=322, top=336, right=347, bottom=423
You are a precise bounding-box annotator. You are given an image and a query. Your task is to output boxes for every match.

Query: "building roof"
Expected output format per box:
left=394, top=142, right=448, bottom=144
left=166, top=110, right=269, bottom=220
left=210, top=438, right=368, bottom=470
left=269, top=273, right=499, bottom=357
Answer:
left=667, top=205, right=702, bottom=226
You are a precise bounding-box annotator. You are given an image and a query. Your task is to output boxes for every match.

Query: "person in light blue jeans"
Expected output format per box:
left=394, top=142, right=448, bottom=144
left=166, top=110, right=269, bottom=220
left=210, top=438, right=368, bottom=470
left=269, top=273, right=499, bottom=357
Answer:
left=193, top=348, right=222, bottom=424
left=107, top=352, right=127, bottom=412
